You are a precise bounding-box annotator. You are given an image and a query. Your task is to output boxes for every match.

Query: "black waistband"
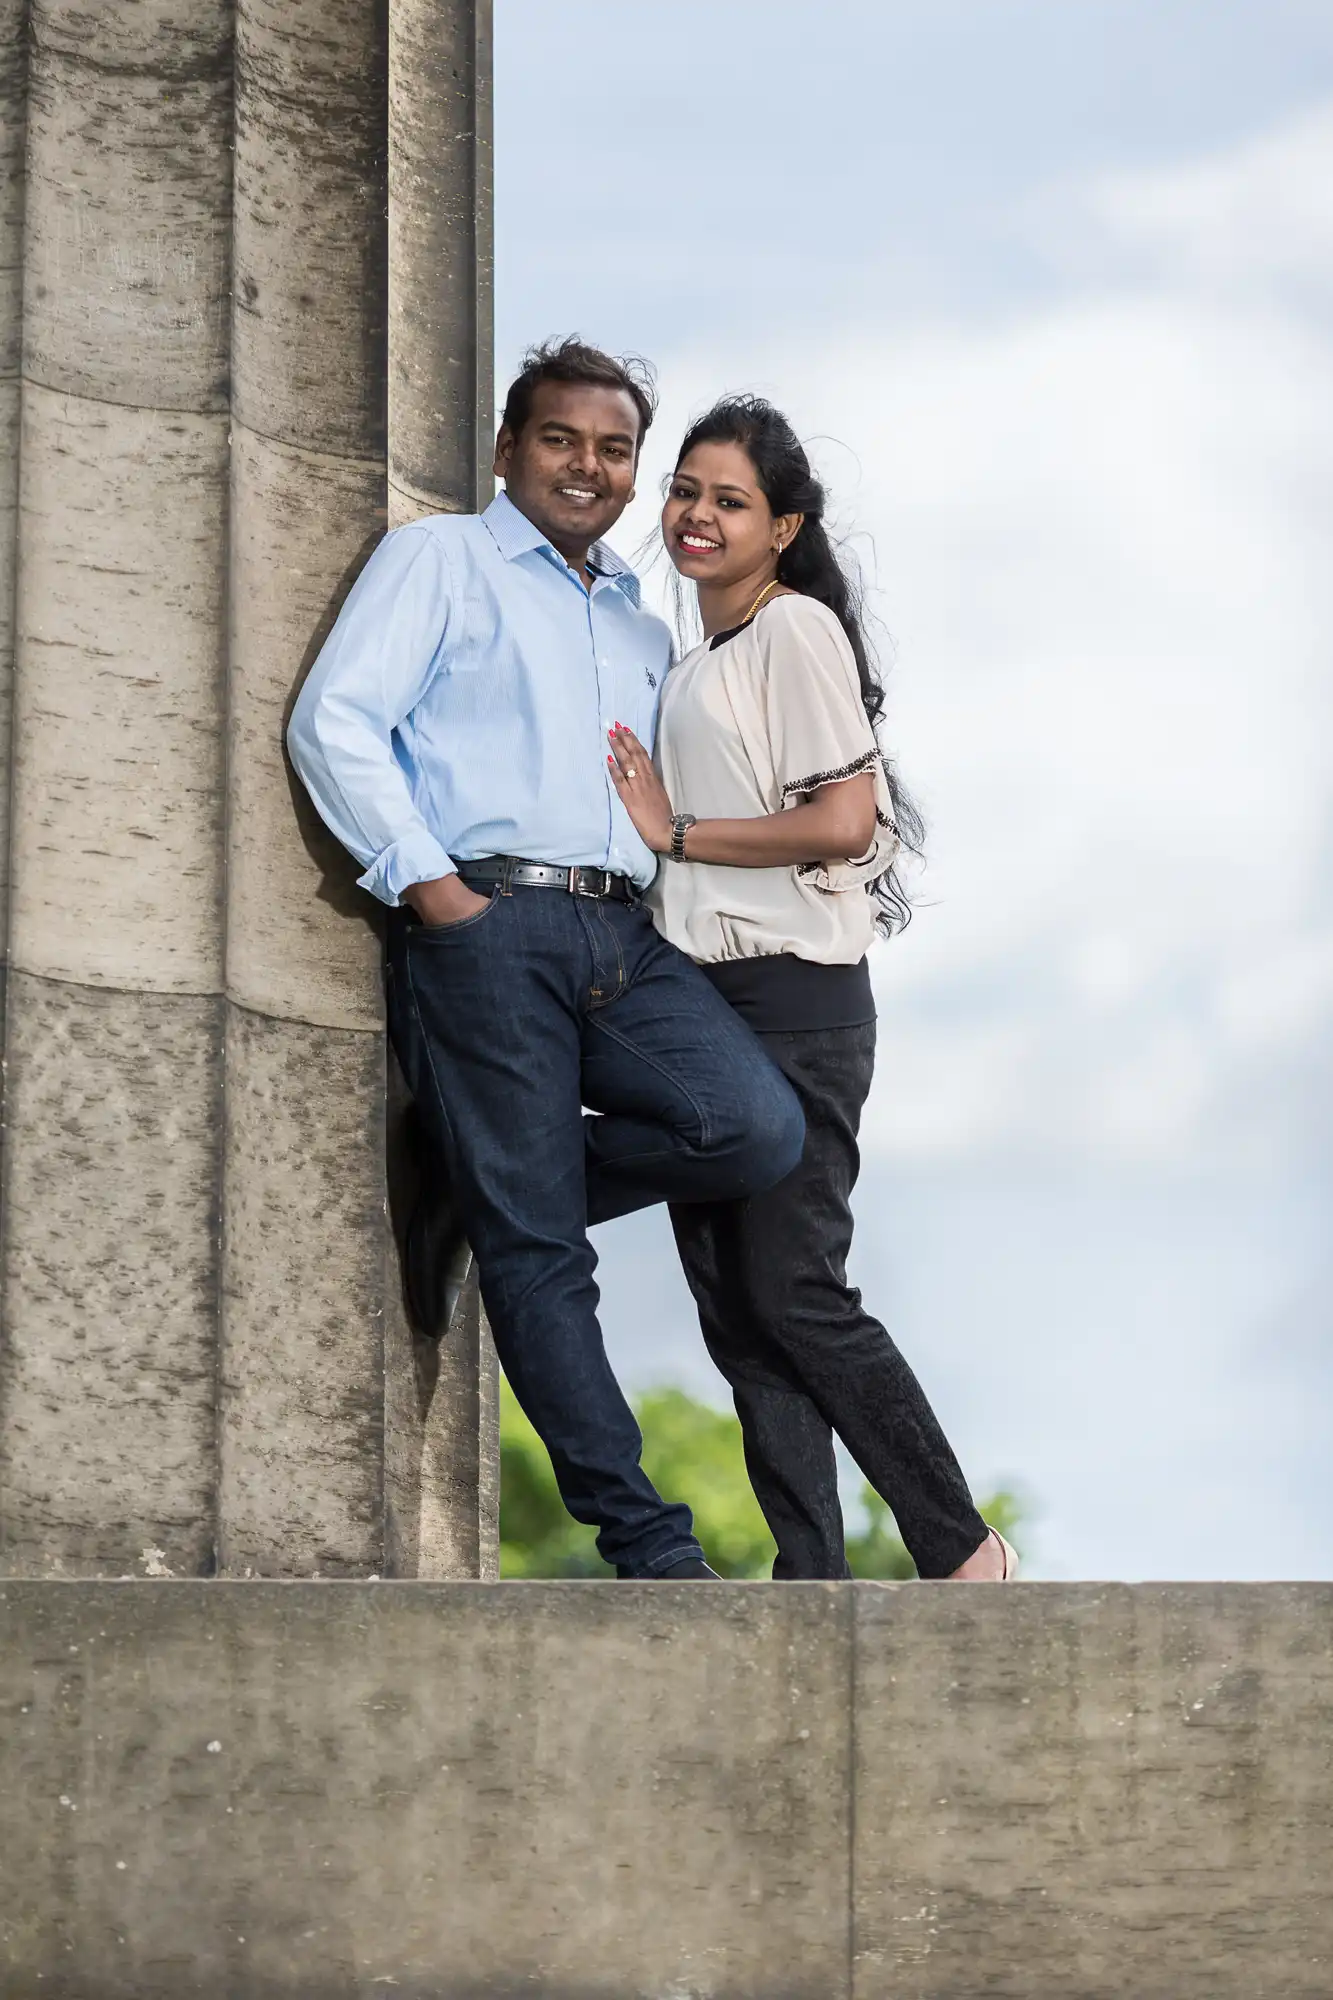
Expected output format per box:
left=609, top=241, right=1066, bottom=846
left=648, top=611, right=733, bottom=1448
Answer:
left=454, top=856, right=638, bottom=903
left=701, top=954, right=875, bottom=1034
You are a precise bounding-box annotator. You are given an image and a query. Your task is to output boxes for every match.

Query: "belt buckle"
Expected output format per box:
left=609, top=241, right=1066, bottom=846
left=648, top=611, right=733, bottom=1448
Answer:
left=569, top=866, right=612, bottom=898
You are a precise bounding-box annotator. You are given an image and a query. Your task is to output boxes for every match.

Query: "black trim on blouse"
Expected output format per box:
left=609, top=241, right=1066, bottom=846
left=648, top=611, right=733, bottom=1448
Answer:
left=708, top=618, right=749, bottom=651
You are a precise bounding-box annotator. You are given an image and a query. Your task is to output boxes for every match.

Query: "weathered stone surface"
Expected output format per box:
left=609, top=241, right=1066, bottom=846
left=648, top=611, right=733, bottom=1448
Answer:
left=232, top=0, right=387, bottom=456
left=0, top=0, right=25, bottom=384
left=227, top=424, right=385, bottom=1030
left=373, top=0, right=498, bottom=1565
left=4, top=1582, right=1331, bottom=1996
left=381, top=1054, right=501, bottom=1582
left=412, top=1276, right=501, bottom=1581
left=0, top=0, right=27, bottom=962
left=384, top=1256, right=501, bottom=1582
left=852, top=1583, right=1333, bottom=1999
left=223, top=0, right=398, bottom=1582
left=0, top=974, right=221, bottom=1579
left=3, top=0, right=492, bottom=1597
left=223, top=0, right=493, bottom=1582
left=388, top=0, right=492, bottom=521
left=219, top=1005, right=387, bottom=1577
left=0, top=383, right=17, bottom=967
left=0, top=1580, right=852, bottom=1997
left=31, top=0, right=230, bottom=70
left=22, top=0, right=231, bottom=411
left=10, top=384, right=227, bottom=991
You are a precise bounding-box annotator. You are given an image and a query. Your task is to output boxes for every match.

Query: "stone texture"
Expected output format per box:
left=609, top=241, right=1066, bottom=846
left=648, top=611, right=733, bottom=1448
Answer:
left=411, top=1274, right=501, bottom=1580
left=0, top=0, right=24, bottom=384
left=3, top=0, right=492, bottom=1591
left=852, top=1582, right=1333, bottom=1999
left=232, top=0, right=387, bottom=457
left=0, top=381, right=17, bottom=969
left=0, top=974, right=221, bottom=1579
left=227, top=425, right=385, bottom=1031
left=4, top=1582, right=1332, bottom=1996
left=0, top=1579, right=853, bottom=1997
left=384, top=1252, right=501, bottom=1582
left=381, top=1054, right=501, bottom=1582
left=374, top=0, right=498, bottom=1566
left=1, top=1, right=230, bottom=1580
left=224, top=0, right=390, bottom=1583
left=11, top=384, right=227, bottom=991
left=219, top=1006, right=387, bottom=1578
left=0, top=0, right=24, bottom=968
left=387, top=0, right=492, bottom=524
left=223, top=0, right=494, bottom=1580
left=220, top=1017, right=495, bottom=1581
left=22, top=0, right=232, bottom=411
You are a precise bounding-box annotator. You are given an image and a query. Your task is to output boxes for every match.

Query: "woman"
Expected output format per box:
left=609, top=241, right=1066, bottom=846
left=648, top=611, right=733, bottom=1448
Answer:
left=606, top=397, right=1015, bottom=1582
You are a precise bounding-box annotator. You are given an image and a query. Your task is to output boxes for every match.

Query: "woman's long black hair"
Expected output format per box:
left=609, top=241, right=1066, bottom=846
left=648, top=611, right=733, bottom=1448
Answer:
left=674, top=395, right=923, bottom=933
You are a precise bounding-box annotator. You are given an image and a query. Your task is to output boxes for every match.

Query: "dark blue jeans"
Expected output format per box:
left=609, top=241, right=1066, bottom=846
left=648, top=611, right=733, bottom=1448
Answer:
left=385, top=887, right=805, bottom=1576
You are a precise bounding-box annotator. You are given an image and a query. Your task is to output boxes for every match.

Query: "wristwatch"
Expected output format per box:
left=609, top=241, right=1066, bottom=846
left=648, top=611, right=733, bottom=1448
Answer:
left=669, top=813, right=697, bottom=863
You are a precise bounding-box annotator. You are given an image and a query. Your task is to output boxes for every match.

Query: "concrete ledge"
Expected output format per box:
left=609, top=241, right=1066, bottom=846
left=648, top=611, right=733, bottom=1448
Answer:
left=1, top=1582, right=1329, bottom=1998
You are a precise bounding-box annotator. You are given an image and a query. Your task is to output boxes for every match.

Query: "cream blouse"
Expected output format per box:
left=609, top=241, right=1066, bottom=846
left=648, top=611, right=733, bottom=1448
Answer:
left=646, top=594, right=899, bottom=966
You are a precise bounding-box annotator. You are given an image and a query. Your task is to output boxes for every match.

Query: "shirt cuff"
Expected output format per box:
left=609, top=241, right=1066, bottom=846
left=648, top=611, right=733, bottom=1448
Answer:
left=356, top=829, right=456, bottom=907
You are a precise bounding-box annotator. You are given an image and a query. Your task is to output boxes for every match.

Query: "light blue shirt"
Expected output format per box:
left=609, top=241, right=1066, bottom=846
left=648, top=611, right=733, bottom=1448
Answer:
left=287, top=490, right=673, bottom=904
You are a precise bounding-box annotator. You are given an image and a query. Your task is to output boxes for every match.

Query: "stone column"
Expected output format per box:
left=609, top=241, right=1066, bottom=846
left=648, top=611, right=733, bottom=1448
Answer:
left=0, top=0, right=494, bottom=1582
left=0, top=0, right=28, bottom=1006
left=222, top=0, right=391, bottom=1578
left=384, top=0, right=498, bottom=1579
left=0, top=2, right=232, bottom=1575
left=388, top=0, right=493, bottom=527
left=223, top=0, right=496, bottom=1578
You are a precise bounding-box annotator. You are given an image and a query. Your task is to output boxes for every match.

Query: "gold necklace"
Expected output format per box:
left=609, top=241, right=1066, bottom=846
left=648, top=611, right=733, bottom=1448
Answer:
left=739, top=577, right=782, bottom=627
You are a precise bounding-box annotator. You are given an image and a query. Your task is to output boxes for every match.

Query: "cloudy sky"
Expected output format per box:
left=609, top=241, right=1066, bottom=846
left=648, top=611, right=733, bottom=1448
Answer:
left=496, top=1, right=1333, bottom=1578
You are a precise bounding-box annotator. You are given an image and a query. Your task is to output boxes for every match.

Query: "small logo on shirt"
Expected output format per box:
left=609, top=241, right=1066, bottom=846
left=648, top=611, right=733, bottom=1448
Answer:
left=645, top=668, right=657, bottom=690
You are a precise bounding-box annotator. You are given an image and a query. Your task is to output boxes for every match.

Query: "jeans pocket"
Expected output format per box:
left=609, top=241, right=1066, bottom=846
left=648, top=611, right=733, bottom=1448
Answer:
left=412, top=889, right=501, bottom=938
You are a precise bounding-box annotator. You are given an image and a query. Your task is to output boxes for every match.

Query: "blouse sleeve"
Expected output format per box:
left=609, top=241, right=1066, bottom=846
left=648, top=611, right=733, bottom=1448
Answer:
left=759, top=598, right=900, bottom=893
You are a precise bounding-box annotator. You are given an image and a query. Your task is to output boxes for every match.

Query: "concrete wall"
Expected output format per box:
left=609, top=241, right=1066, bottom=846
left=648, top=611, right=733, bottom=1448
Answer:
left=1, top=1580, right=1329, bottom=1997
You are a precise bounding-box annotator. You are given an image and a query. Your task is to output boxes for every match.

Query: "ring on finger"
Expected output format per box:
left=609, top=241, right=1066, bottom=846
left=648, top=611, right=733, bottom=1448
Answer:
left=626, top=766, right=637, bottom=778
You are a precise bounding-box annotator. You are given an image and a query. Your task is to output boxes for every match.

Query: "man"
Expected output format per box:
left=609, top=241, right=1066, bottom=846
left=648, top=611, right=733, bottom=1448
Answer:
left=288, top=338, right=804, bottom=1578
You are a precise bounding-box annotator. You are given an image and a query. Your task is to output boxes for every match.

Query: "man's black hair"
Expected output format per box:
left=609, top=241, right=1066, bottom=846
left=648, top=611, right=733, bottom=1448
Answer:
left=501, top=337, right=658, bottom=447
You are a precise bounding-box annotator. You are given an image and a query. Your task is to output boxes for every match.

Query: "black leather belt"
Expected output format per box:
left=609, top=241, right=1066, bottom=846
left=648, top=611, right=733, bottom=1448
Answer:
left=454, top=856, right=639, bottom=904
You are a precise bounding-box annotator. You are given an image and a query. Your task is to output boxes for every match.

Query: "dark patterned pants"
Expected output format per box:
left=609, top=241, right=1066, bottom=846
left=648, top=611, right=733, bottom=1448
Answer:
left=670, top=1022, right=988, bottom=1579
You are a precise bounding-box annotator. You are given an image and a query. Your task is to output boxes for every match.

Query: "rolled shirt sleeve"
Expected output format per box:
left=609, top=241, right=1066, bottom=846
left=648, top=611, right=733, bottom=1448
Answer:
left=286, top=525, right=456, bottom=905
left=760, top=596, right=900, bottom=892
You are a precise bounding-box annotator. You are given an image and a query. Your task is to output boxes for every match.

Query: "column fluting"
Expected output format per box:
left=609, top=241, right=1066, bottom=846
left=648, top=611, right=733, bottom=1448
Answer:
left=222, top=0, right=393, bottom=1576
left=385, top=0, right=498, bottom=1575
left=0, top=1, right=232, bottom=1576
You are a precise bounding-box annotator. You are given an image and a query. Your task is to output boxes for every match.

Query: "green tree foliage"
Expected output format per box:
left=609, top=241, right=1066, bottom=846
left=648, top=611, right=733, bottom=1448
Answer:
left=499, top=1376, right=1024, bottom=1580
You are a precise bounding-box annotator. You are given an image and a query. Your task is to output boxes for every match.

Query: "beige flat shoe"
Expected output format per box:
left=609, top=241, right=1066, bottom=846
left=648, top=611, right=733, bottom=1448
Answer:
left=992, top=1529, right=1020, bottom=1579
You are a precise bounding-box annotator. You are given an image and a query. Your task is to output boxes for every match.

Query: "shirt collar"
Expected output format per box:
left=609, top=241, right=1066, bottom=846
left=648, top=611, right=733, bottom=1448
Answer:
left=482, top=489, right=641, bottom=608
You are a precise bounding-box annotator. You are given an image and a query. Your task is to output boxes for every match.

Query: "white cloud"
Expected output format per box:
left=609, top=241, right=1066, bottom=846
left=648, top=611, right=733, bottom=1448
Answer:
left=1074, top=99, right=1333, bottom=307
left=611, top=102, right=1333, bottom=1173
